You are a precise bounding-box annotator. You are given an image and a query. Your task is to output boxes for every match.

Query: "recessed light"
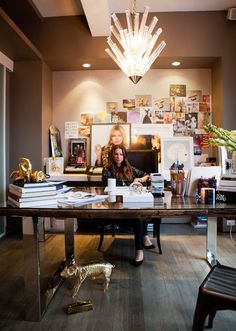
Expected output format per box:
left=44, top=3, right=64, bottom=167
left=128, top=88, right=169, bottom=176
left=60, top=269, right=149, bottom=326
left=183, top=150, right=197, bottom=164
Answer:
left=172, top=61, right=181, bottom=67
left=82, top=63, right=91, bottom=68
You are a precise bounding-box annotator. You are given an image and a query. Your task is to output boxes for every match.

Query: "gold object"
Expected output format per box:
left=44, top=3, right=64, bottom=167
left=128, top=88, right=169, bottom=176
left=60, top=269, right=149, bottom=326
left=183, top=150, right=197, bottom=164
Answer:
left=10, top=157, right=46, bottom=183
left=65, top=300, right=93, bottom=314
left=61, top=260, right=115, bottom=298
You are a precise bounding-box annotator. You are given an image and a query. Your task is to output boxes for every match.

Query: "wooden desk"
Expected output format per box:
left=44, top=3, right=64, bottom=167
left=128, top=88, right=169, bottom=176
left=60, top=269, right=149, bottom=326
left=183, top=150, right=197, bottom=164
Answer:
left=1, top=189, right=236, bottom=321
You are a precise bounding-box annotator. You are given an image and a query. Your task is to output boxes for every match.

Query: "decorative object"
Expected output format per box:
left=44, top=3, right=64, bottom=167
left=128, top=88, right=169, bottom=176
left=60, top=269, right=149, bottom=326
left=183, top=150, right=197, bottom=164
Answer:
left=49, top=125, right=63, bottom=157
left=45, top=157, right=64, bottom=176
left=61, top=260, right=115, bottom=298
left=105, top=0, right=166, bottom=84
left=160, top=137, right=194, bottom=180
left=10, top=157, right=46, bottom=184
left=204, top=123, right=236, bottom=173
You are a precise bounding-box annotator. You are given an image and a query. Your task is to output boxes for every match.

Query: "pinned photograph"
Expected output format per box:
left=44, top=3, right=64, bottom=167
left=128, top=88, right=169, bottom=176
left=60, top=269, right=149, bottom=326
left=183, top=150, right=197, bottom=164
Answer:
left=140, top=107, right=153, bottom=123
left=186, top=90, right=202, bottom=102
left=94, top=111, right=111, bottom=123
left=127, top=108, right=140, bottom=123
left=185, top=102, right=199, bottom=113
left=169, top=84, right=186, bottom=97
left=153, top=97, right=170, bottom=111
left=123, top=99, right=135, bottom=109
left=80, top=112, right=94, bottom=126
left=135, top=95, right=152, bottom=107
left=106, top=102, right=118, bottom=113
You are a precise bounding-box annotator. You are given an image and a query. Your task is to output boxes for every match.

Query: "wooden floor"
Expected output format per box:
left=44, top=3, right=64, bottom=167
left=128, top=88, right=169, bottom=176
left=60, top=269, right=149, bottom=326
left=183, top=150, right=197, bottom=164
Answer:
left=0, top=223, right=236, bottom=331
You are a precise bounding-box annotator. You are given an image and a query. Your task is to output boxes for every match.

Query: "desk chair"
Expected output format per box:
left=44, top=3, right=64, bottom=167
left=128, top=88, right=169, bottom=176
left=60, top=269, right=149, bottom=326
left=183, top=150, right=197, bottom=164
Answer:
left=192, top=263, right=236, bottom=330
left=97, top=217, right=162, bottom=254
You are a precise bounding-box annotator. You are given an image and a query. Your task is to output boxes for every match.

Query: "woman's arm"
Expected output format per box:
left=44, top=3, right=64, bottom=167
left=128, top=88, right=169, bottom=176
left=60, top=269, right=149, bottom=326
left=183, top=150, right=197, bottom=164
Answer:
left=131, top=167, right=150, bottom=185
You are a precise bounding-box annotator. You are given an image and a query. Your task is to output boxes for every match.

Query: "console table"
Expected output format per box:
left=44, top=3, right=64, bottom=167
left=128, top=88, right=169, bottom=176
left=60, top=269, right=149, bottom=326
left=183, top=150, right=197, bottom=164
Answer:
left=1, top=189, right=236, bottom=321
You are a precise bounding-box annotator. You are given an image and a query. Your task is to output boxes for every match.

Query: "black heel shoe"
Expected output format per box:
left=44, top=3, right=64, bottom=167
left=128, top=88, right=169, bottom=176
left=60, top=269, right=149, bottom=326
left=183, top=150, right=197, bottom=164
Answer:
left=134, top=259, right=143, bottom=267
left=143, top=244, right=155, bottom=249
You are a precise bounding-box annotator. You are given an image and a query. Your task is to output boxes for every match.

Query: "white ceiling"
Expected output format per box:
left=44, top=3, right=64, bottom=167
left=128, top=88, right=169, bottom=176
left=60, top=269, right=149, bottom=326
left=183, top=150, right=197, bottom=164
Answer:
left=32, top=0, right=236, bottom=36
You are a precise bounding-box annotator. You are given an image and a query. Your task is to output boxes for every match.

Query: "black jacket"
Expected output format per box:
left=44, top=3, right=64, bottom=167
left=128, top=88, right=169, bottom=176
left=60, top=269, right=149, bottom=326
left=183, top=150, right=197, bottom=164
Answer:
left=102, top=166, right=148, bottom=186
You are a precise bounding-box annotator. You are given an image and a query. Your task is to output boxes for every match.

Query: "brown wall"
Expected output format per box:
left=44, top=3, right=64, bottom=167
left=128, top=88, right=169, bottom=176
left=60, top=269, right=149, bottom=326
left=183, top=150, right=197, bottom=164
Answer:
left=9, top=60, right=52, bottom=173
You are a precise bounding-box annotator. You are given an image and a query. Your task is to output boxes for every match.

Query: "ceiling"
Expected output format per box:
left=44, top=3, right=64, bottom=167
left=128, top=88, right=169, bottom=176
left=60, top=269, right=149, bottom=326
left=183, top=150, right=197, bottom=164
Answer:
left=1, top=0, right=236, bottom=71
left=31, top=0, right=236, bottom=36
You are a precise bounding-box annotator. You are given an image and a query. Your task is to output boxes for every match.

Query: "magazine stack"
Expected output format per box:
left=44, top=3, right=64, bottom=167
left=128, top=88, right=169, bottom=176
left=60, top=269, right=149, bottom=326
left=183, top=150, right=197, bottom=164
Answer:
left=8, top=181, right=66, bottom=207
left=216, top=174, right=236, bottom=203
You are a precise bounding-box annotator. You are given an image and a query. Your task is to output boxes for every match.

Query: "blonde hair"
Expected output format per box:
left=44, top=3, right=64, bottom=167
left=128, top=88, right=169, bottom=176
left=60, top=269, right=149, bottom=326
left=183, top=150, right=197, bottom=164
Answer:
left=108, top=125, right=128, bottom=148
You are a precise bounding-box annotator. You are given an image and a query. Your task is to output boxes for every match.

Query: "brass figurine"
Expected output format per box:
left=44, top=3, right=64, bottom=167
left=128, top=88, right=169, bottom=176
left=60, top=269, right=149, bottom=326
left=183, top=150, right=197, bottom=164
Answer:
left=61, top=260, right=115, bottom=298
left=10, top=157, right=46, bottom=183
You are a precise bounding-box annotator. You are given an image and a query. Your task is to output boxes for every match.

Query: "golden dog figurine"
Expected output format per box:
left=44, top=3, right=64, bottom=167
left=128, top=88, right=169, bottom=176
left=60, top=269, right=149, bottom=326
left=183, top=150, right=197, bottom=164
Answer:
left=10, top=157, right=46, bottom=183
left=61, top=261, right=115, bottom=298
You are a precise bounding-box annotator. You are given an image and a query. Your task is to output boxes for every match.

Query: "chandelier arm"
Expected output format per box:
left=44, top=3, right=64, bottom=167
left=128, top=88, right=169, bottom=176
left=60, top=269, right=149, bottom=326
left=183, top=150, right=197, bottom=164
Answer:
left=111, top=13, right=123, bottom=32
left=145, top=41, right=166, bottom=68
left=148, top=16, right=158, bottom=34
left=134, top=12, right=139, bottom=38
left=142, top=29, right=162, bottom=61
left=139, top=6, right=149, bottom=34
left=110, top=26, right=123, bottom=48
left=125, top=10, right=133, bottom=35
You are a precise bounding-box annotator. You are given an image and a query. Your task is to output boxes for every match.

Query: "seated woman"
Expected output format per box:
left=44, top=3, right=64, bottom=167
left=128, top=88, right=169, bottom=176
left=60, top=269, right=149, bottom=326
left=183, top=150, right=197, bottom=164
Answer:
left=102, top=144, right=155, bottom=266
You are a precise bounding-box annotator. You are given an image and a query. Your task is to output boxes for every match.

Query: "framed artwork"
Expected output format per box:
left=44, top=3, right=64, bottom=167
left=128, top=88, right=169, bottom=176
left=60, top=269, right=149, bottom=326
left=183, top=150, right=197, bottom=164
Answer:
left=90, top=124, right=131, bottom=166
left=160, top=136, right=194, bottom=180
left=131, top=124, right=173, bottom=149
left=70, top=138, right=87, bottom=165
left=49, top=125, right=63, bottom=157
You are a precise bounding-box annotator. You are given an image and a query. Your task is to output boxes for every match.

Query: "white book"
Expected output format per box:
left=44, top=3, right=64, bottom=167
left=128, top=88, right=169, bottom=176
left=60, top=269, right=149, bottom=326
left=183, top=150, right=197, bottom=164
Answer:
left=9, top=187, right=57, bottom=198
left=8, top=196, right=59, bottom=208
left=20, top=180, right=65, bottom=188
left=9, top=183, right=57, bottom=194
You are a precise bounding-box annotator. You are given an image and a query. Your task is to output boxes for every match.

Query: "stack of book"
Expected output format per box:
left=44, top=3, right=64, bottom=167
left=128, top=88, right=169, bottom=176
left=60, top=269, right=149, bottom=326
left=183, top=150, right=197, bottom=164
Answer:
left=191, top=216, right=208, bottom=228
left=8, top=181, right=67, bottom=207
left=216, top=174, right=236, bottom=203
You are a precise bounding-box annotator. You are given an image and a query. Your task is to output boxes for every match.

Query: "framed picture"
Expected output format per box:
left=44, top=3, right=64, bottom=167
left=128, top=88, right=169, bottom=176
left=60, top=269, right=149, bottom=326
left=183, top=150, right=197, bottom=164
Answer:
left=70, top=138, right=87, bottom=165
left=90, top=124, right=131, bottom=166
left=131, top=124, right=173, bottom=150
left=160, top=136, right=194, bottom=180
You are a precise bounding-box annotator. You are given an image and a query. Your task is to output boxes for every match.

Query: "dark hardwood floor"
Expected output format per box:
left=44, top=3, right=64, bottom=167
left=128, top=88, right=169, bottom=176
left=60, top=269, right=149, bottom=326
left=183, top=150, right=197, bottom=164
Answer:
left=0, top=223, right=236, bottom=331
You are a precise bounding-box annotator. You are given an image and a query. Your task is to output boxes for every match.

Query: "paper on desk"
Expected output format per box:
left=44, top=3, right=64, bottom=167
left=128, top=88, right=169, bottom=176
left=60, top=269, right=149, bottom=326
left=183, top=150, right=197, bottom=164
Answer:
left=57, top=191, right=108, bottom=206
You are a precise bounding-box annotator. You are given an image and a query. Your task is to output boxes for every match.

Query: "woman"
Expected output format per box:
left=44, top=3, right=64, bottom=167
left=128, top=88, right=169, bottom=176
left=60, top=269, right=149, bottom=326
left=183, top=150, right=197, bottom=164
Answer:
left=95, top=125, right=128, bottom=168
left=102, top=144, right=155, bottom=266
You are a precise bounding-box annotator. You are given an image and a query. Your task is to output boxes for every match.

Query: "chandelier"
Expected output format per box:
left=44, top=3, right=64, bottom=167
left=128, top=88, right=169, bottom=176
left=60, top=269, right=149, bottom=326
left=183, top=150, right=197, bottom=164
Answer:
left=105, top=0, right=166, bottom=84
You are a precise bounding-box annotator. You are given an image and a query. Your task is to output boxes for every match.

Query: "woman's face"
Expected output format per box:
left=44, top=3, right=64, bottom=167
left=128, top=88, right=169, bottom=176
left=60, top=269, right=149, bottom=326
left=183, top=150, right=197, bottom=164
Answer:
left=111, top=130, right=123, bottom=145
left=113, top=148, right=124, bottom=167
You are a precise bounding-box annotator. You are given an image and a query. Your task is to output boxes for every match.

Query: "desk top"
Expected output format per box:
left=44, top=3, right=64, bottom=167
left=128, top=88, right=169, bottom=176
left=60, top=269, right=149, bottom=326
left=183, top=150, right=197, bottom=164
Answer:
left=1, top=188, right=236, bottom=220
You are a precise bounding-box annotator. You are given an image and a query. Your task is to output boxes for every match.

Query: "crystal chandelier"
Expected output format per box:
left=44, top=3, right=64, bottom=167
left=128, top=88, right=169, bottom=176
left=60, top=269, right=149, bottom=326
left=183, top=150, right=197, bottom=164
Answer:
left=105, top=0, right=166, bottom=84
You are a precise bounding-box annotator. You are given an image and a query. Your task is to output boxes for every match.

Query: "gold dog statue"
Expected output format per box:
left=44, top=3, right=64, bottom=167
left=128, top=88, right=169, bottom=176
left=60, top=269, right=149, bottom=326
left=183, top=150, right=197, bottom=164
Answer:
left=10, top=157, right=46, bottom=183
left=61, top=260, right=115, bottom=298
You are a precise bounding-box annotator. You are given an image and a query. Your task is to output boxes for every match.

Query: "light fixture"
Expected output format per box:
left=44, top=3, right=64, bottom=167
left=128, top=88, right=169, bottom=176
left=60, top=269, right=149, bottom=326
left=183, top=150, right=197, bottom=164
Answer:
left=82, top=63, right=91, bottom=68
left=172, top=61, right=181, bottom=67
left=105, top=0, right=166, bottom=84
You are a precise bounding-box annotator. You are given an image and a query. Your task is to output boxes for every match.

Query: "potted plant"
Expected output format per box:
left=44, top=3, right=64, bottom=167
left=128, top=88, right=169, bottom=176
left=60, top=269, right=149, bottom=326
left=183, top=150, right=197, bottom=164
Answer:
left=204, top=123, right=236, bottom=172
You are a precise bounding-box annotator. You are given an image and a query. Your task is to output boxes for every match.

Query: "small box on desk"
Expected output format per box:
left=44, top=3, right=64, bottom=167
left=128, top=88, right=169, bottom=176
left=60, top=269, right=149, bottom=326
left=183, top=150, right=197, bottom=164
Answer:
left=217, top=217, right=236, bottom=233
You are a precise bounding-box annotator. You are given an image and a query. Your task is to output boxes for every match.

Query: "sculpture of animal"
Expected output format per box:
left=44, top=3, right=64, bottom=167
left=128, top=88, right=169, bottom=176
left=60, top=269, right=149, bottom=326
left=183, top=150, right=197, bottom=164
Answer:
left=61, top=261, right=115, bottom=298
left=10, top=157, right=46, bottom=183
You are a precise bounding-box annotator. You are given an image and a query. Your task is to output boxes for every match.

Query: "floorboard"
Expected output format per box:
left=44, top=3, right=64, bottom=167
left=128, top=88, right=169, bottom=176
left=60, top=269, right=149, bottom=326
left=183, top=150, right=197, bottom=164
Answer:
left=0, top=224, right=236, bottom=331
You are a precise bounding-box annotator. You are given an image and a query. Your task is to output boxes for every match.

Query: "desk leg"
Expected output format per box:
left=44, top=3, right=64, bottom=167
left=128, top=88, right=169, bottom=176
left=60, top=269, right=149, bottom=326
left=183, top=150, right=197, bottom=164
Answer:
left=206, top=216, right=217, bottom=267
left=22, top=216, right=41, bottom=321
left=64, top=218, right=75, bottom=263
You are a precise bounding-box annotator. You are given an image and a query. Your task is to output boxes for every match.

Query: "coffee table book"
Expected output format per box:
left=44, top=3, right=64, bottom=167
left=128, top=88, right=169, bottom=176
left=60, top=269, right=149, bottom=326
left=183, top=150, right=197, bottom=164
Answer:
left=8, top=195, right=59, bottom=208
left=9, top=182, right=64, bottom=194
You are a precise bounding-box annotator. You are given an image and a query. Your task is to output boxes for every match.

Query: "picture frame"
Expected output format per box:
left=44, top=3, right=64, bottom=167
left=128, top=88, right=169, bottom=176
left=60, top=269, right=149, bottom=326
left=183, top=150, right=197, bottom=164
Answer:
left=70, top=138, right=87, bottom=165
left=131, top=124, right=173, bottom=150
left=90, top=124, right=131, bottom=166
left=160, top=136, right=194, bottom=180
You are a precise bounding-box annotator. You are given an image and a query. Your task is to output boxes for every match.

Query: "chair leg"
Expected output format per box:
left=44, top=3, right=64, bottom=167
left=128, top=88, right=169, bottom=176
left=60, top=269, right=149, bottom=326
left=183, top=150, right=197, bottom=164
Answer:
left=206, top=311, right=216, bottom=329
left=192, top=293, right=211, bottom=331
left=154, top=218, right=162, bottom=254
left=97, top=223, right=104, bottom=251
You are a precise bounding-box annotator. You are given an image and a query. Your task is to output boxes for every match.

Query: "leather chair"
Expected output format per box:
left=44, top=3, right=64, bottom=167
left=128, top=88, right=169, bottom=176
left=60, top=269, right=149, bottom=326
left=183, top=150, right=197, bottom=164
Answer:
left=192, top=263, right=236, bottom=330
